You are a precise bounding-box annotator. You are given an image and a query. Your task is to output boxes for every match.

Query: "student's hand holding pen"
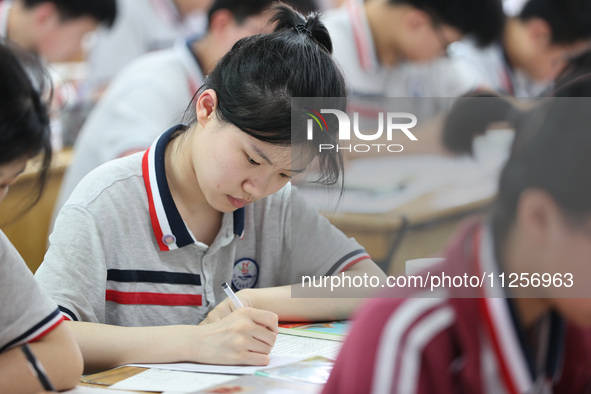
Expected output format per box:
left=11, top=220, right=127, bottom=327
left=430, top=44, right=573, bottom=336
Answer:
left=190, top=307, right=278, bottom=366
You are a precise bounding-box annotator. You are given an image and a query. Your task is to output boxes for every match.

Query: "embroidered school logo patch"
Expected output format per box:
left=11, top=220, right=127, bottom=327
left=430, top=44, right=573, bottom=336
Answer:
left=232, top=258, right=259, bottom=290
left=162, top=234, right=176, bottom=245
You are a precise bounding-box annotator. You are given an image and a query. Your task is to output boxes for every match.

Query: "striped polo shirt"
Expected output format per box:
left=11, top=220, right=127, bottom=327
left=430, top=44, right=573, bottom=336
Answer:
left=37, top=126, right=369, bottom=326
left=0, top=230, right=63, bottom=353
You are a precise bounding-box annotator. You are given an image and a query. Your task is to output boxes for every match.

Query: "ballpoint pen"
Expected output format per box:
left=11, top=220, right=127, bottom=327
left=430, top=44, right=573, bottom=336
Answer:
left=222, top=282, right=244, bottom=308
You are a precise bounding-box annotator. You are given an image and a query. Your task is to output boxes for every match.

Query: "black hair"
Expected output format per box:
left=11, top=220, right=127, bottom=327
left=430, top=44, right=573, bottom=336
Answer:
left=389, top=0, right=505, bottom=46
left=443, top=89, right=591, bottom=248
left=0, top=40, right=52, bottom=217
left=23, top=0, right=117, bottom=27
left=186, top=3, right=347, bottom=187
left=519, top=0, right=591, bottom=44
left=206, top=0, right=318, bottom=29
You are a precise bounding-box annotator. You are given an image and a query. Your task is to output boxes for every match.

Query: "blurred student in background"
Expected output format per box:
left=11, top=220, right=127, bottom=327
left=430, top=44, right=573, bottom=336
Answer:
left=84, top=0, right=214, bottom=99
left=322, top=0, right=504, bottom=99
left=324, top=81, right=591, bottom=393
left=51, top=0, right=317, bottom=225
left=450, top=0, right=591, bottom=97
left=0, top=0, right=116, bottom=62
left=0, top=40, right=83, bottom=393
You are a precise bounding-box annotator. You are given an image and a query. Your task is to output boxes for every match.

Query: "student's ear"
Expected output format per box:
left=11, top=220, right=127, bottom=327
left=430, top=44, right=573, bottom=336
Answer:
left=208, top=9, right=235, bottom=37
left=525, top=18, right=553, bottom=48
left=195, top=89, right=218, bottom=128
left=402, top=8, right=431, bottom=32
left=32, top=2, right=59, bottom=31
left=516, top=189, right=561, bottom=247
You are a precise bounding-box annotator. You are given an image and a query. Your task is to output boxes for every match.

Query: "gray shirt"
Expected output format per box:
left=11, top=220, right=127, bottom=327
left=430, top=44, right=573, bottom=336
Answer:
left=36, top=127, right=369, bottom=327
left=0, top=230, right=62, bottom=352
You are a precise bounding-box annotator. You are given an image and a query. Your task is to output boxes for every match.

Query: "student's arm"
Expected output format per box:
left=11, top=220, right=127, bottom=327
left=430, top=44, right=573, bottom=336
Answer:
left=0, top=323, right=82, bottom=393
left=202, top=259, right=386, bottom=323
left=64, top=307, right=278, bottom=374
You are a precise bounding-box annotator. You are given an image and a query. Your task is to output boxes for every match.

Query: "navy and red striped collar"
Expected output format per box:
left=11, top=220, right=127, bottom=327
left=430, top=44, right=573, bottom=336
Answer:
left=142, top=125, right=245, bottom=252
left=474, top=225, right=565, bottom=393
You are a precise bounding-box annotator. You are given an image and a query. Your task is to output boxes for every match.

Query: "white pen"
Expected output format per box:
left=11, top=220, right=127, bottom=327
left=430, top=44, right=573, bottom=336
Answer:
left=222, top=282, right=244, bottom=308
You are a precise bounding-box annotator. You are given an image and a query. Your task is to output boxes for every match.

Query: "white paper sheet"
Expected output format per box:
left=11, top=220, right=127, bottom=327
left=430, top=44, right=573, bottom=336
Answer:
left=128, top=334, right=342, bottom=375
left=109, top=369, right=236, bottom=392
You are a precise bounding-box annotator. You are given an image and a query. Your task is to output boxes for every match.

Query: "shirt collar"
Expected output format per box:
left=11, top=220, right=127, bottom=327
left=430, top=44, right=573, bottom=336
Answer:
left=476, top=225, right=565, bottom=391
left=142, top=125, right=245, bottom=251
left=347, top=0, right=380, bottom=72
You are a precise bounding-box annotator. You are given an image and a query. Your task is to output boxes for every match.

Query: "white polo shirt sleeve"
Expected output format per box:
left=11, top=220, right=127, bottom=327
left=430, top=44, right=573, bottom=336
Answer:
left=286, top=187, right=370, bottom=278
left=0, top=231, right=63, bottom=352
left=36, top=205, right=108, bottom=323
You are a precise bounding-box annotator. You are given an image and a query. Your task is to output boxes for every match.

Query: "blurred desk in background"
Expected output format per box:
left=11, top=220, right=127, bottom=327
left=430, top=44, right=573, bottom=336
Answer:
left=0, top=149, right=72, bottom=273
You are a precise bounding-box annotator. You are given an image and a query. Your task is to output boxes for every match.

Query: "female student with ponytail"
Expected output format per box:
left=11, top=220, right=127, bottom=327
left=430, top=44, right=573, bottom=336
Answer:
left=36, top=4, right=385, bottom=373
left=0, top=41, right=83, bottom=392
left=324, top=93, right=591, bottom=392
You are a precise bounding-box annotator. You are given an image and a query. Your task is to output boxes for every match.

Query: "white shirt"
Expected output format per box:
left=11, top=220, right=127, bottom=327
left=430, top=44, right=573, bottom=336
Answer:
left=0, top=0, right=11, bottom=38
left=449, top=40, right=550, bottom=97
left=323, top=0, right=473, bottom=99
left=54, top=40, right=204, bottom=222
left=85, top=0, right=206, bottom=93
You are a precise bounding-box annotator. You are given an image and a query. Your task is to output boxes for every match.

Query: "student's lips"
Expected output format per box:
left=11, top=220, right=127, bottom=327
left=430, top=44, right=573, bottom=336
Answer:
left=227, top=195, right=250, bottom=208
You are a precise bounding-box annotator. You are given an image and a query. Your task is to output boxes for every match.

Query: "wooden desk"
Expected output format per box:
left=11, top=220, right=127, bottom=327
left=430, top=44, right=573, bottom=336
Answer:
left=324, top=184, right=493, bottom=275
left=0, top=149, right=72, bottom=273
left=79, top=366, right=151, bottom=391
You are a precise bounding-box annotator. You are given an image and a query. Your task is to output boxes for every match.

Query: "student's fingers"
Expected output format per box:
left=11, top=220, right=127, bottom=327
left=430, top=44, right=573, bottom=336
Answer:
left=240, top=351, right=271, bottom=366
left=238, top=307, right=279, bottom=334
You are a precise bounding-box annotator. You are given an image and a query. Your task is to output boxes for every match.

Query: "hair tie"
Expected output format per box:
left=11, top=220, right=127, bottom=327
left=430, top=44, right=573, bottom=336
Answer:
left=294, top=23, right=310, bottom=36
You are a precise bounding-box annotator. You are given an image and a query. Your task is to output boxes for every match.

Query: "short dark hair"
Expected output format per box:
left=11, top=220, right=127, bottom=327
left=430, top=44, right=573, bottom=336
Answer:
left=23, top=0, right=117, bottom=27
left=0, top=40, right=52, bottom=218
left=186, top=3, right=347, bottom=187
left=390, top=0, right=505, bottom=46
left=206, top=0, right=318, bottom=30
left=519, top=0, right=591, bottom=44
left=443, top=91, right=591, bottom=248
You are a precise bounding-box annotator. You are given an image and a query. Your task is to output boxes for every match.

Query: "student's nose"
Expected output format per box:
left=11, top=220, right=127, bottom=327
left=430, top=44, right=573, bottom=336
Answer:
left=242, top=174, right=274, bottom=201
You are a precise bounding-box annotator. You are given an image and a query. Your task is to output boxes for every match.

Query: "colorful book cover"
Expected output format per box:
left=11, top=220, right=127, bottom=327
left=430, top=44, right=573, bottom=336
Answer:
left=277, top=320, right=350, bottom=342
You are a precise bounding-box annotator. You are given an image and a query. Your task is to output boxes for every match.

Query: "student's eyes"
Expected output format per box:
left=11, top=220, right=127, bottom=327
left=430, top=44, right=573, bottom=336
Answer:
left=279, top=173, right=292, bottom=179
left=246, top=155, right=260, bottom=166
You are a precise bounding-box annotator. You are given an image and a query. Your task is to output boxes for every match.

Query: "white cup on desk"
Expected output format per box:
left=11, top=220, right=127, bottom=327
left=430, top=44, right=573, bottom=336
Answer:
left=405, top=257, right=445, bottom=276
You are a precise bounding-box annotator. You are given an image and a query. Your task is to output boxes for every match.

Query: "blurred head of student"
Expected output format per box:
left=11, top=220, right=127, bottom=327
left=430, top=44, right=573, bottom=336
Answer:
left=365, top=0, right=504, bottom=66
left=0, top=41, right=51, bottom=209
left=177, top=4, right=346, bottom=212
left=506, top=0, right=591, bottom=83
left=11, top=0, right=116, bottom=62
left=444, top=89, right=591, bottom=326
left=203, top=0, right=318, bottom=51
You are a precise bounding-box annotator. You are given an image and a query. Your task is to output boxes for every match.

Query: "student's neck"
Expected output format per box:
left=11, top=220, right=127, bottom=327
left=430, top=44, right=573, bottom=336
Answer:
left=499, top=228, right=551, bottom=329
left=6, top=2, right=34, bottom=50
left=364, top=1, right=402, bottom=67
left=192, top=36, right=222, bottom=75
left=165, top=130, right=211, bottom=213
